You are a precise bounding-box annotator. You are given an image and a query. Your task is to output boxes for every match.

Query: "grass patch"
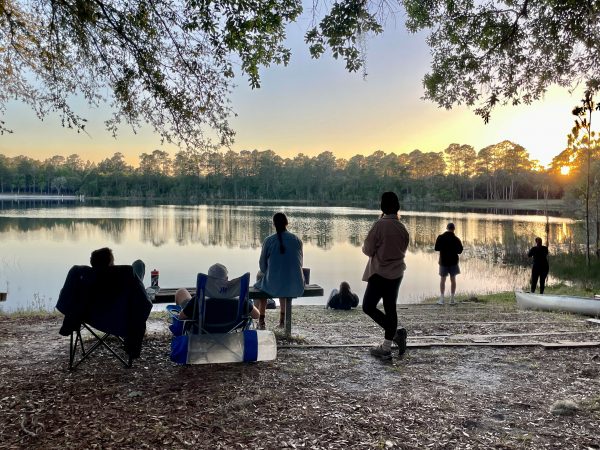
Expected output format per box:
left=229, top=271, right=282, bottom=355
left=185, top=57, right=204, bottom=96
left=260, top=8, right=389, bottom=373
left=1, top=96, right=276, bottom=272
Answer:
left=274, top=330, right=308, bottom=345
left=550, top=254, right=600, bottom=291
left=470, top=292, right=516, bottom=304
left=0, top=309, right=60, bottom=318
left=1, top=293, right=60, bottom=318
left=580, top=396, right=600, bottom=413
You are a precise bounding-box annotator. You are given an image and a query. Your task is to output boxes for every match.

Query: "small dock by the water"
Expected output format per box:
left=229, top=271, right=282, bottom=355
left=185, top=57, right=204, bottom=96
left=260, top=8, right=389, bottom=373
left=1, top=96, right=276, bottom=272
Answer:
left=0, top=194, right=85, bottom=201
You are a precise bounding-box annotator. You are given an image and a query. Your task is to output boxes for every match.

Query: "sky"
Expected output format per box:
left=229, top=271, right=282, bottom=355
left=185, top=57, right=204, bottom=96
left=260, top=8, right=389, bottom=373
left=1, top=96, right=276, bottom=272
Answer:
left=0, top=10, right=586, bottom=168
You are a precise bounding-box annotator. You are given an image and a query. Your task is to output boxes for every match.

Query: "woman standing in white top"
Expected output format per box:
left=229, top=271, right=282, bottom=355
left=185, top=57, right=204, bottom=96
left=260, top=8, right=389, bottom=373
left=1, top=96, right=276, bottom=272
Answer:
left=362, top=191, right=409, bottom=360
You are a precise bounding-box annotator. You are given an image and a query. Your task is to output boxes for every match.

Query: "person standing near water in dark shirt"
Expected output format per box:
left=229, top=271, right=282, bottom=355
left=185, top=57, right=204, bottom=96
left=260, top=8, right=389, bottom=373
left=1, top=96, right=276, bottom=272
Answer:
left=434, top=223, right=463, bottom=305
left=528, top=237, right=549, bottom=294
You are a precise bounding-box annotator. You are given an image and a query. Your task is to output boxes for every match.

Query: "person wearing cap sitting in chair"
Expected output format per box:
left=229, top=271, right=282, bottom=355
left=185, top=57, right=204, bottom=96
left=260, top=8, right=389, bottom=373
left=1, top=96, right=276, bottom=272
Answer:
left=434, top=222, right=463, bottom=305
left=175, top=263, right=259, bottom=321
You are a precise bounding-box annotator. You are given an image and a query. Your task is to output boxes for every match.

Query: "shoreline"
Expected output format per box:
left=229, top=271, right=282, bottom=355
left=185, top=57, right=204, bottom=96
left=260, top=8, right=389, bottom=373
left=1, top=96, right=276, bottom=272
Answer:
left=0, top=195, right=568, bottom=213
left=441, top=198, right=566, bottom=212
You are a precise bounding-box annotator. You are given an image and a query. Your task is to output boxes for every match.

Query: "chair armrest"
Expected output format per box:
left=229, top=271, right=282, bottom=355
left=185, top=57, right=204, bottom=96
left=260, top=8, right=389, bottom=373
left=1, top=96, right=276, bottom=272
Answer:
left=166, top=304, right=181, bottom=315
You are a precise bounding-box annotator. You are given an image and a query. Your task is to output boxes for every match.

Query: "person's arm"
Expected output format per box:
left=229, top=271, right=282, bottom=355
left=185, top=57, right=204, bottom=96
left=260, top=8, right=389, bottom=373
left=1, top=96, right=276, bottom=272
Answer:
left=456, top=237, right=463, bottom=254
left=351, top=293, right=359, bottom=308
left=527, top=247, right=534, bottom=258
left=362, top=223, right=378, bottom=256
left=434, top=235, right=442, bottom=252
left=326, top=289, right=337, bottom=308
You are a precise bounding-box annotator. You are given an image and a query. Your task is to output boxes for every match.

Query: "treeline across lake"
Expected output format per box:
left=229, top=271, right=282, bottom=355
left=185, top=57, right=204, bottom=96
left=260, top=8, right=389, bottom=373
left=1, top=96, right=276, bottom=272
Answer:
left=0, top=141, right=565, bottom=202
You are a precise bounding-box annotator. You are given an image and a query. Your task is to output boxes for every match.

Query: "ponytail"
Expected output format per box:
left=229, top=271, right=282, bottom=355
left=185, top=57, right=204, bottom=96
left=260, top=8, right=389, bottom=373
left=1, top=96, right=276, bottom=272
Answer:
left=277, top=230, right=286, bottom=254
left=273, top=212, right=288, bottom=254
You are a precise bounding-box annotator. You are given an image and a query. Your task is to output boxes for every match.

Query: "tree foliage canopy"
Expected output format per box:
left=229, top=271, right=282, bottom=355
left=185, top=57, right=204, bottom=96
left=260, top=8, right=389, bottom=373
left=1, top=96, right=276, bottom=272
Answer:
left=403, top=0, right=600, bottom=122
left=0, top=0, right=383, bottom=148
left=3, top=0, right=598, bottom=146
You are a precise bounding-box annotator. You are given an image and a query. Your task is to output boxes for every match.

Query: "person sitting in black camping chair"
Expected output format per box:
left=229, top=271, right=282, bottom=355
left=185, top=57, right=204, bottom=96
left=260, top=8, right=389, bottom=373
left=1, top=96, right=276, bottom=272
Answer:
left=56, top=248, right=152, bottom=369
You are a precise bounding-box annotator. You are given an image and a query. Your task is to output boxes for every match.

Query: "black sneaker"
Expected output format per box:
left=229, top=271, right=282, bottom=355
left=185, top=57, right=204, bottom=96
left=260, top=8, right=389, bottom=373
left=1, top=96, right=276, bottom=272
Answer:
left=393, top=327, right=408, bottom=356
left=369, top=344, right=392, bottom=360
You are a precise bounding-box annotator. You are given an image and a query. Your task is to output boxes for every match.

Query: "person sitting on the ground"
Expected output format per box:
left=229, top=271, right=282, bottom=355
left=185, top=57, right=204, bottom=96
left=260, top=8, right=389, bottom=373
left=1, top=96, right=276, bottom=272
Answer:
left=327, top=282, right=359, bottom=310
left=176, top=263, right=260, bottom=321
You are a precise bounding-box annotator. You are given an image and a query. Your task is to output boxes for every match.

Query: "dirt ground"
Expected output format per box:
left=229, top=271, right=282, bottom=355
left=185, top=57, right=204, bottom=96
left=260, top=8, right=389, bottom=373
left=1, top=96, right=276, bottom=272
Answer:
left=1, top=301, right=600, bottom=449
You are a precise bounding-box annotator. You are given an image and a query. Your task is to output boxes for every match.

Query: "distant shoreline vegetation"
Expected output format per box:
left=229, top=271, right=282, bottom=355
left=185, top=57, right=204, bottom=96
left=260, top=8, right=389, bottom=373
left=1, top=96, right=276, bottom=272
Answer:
left=0, top=143, right=570, bottom=204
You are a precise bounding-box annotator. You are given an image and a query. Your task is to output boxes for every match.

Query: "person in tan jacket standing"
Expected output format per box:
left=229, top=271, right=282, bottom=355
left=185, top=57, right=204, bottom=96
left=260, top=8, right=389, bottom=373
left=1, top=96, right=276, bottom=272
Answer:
left=362, top=191, right=410, bottom=360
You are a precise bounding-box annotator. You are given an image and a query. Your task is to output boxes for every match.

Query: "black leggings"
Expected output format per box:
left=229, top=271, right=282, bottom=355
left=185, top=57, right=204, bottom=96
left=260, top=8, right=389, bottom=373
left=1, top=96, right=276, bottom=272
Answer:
left=531, top=267, right=549, bottom=294
left=362, top=274, right=403, bottom=340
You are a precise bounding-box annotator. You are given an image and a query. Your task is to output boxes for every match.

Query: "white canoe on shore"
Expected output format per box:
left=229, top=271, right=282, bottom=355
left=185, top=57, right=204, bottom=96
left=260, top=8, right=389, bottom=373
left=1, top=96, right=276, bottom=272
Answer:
left=515, top=291, right=600, bottom=317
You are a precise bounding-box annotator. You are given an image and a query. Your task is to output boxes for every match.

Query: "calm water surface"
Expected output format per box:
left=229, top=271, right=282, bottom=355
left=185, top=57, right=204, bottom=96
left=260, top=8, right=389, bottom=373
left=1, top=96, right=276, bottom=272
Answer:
left=0, top=203, right=580, bottom=312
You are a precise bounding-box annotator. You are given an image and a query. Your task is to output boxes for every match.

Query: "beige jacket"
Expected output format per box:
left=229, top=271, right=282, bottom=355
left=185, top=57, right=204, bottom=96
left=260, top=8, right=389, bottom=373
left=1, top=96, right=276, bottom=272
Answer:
left=362, top=214, right=409, bottom=281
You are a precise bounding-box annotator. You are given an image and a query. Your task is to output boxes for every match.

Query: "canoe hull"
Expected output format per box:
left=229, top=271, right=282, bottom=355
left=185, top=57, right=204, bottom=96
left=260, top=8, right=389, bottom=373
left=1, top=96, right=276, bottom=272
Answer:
left=515, top=291, right=600, bottom=317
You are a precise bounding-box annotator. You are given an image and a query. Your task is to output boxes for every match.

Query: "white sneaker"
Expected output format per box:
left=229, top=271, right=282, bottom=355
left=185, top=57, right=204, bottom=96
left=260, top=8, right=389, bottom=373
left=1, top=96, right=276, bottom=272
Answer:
left=437, top=297, right=445, bottom=305
left=449, top=297, right=456, bottom=305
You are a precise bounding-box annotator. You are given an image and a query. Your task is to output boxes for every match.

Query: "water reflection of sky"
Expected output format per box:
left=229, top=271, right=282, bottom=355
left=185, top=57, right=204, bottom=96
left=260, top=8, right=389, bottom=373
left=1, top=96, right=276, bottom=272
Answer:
left=0, top=205, right=578, bottom=312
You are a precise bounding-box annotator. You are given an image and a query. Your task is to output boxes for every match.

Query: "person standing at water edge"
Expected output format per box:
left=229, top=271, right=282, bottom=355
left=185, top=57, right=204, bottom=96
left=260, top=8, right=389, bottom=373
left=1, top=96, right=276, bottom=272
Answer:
left=254, top=212, right=304, bottom=329
left=435, top=223, right=463, bottom=305
left=362, top=192, right=409, bottom=360
left=528, top=237, right=549, bottom=294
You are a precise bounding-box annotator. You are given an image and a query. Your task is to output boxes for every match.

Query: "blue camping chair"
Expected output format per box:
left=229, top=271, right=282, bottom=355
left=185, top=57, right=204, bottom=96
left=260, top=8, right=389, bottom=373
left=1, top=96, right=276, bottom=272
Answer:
left=168, top=272, right=253, bottom=335
left=168, top=272, right=277, bottom=364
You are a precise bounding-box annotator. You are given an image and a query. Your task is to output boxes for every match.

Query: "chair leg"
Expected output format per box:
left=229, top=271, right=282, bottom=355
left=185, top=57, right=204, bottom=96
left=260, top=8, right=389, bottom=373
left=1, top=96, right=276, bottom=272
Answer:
left=84, top=326, right=131, bottom=367
left=68, top=325, right=133, bottom=369
left=69, top=330, right=87, bottom=370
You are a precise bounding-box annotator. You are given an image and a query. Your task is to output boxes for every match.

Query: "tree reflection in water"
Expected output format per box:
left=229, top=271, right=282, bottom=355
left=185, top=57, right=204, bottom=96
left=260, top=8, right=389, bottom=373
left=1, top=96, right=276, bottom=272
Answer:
left=0, top=204, right=581, bottom=311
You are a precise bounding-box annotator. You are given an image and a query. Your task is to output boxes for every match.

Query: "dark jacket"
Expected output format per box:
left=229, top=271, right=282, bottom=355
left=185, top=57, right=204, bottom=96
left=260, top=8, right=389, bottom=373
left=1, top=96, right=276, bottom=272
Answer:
left=327, top=292, right=360, bottom=310
left=56, top=265, right=152, bottom=358
left=528, top=245, right=549, bottom=270
left=434, top=231, right=463, bottom=267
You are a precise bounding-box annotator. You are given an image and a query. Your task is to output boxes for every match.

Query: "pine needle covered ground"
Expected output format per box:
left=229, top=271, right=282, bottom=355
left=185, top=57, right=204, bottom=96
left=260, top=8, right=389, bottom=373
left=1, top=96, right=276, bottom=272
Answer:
left=1, top=297, right=599, bottom=449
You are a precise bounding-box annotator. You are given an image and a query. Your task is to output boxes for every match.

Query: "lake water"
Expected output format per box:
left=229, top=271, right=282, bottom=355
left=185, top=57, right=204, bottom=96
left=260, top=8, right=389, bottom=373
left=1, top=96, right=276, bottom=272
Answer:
left=0, top=202, right=580, bottom=312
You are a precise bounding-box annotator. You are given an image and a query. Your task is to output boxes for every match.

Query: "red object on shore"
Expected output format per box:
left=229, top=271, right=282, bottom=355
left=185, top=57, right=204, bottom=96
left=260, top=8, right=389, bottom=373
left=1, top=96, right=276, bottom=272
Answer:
left=151, top=269, right=159, bottom=287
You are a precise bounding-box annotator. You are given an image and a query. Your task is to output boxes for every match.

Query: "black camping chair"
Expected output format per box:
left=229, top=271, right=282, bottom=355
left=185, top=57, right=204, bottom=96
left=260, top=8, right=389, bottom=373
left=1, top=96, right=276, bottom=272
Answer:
left=56, top=265, right=152, bottom=369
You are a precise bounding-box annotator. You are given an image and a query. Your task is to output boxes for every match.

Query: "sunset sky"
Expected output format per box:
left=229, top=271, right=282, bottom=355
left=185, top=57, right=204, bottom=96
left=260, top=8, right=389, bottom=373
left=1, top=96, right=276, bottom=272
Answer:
left=0, top=12, right=585, bottom=167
